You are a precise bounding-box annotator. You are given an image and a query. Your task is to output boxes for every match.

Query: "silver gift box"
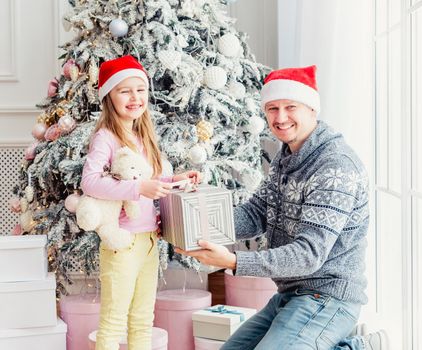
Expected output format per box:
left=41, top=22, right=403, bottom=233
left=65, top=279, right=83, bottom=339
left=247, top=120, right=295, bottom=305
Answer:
left=159, top=185, right=236, bottom=251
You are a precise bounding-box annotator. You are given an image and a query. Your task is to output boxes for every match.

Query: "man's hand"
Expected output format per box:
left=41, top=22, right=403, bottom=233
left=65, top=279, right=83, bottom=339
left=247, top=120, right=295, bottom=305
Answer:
left=174, top=240, right=237, bottom=270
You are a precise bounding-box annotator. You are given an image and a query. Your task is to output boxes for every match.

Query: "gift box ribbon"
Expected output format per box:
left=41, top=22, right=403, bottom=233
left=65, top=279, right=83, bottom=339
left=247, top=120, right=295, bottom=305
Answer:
left=205, top=305, right=245, bottom=321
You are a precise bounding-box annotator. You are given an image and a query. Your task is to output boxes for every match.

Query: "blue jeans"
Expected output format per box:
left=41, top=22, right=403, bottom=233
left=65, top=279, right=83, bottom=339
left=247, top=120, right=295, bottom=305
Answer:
left=221, top=290, right=366, bottom=350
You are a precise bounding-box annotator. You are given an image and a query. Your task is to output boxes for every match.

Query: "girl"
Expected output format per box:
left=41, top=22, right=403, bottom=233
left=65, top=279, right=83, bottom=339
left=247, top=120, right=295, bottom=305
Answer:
left=80, top=55, right=200, bottom=350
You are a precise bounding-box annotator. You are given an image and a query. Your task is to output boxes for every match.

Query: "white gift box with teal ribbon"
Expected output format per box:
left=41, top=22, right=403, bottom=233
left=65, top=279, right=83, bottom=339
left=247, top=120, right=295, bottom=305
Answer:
left=192, top=304, right=256, bottom=341
left=159, top=184, right=235, bottom=251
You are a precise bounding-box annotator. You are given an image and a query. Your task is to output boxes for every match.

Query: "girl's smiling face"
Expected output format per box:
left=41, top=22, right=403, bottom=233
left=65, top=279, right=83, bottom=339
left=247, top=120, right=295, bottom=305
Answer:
left=109, top=76, right=149, bottom=127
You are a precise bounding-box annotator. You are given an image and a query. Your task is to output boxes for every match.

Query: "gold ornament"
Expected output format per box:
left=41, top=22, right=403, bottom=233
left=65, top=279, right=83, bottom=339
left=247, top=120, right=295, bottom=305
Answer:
left=196, top=120, right=214, bottom=142
left=46, top=113, right=56, bottom=126
left=56, top=107, right=66, bottom=118
left=37, top=113, right=49, bottom=124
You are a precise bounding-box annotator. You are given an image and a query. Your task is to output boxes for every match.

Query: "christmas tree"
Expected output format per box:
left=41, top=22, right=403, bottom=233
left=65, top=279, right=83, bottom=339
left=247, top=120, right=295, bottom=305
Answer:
left=10, top=0, right=270, bottom=292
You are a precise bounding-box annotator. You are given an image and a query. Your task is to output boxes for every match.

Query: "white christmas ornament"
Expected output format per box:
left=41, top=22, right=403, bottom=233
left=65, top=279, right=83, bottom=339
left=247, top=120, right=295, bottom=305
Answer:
left=189, top=144, right=207, bottom=165
left=204, top=66, right=227, bottom=90
left=246, top=115, right=266, bottom=135
left=228, top=81, right=246, bottom=99
left=218, top=33, right=241, bottom=57
left=109, top=18, right=128, bottom=37
left=241, top=168, right=264, bottom=192
left=158, top=50, right=182, bottom=71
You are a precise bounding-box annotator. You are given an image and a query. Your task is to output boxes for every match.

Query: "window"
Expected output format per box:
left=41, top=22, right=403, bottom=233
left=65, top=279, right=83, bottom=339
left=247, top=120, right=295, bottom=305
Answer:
left=375, top=0, right=422, bottom=348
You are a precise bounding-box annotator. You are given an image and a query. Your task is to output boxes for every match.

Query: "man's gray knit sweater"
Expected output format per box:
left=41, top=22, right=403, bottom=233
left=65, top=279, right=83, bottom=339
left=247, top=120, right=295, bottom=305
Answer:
left=234, top=121, right=368, bottom=304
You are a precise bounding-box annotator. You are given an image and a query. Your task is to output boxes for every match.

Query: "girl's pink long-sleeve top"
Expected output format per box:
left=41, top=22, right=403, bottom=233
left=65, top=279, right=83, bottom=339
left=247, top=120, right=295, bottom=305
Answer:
left=80, top=128, right=171, bottom=234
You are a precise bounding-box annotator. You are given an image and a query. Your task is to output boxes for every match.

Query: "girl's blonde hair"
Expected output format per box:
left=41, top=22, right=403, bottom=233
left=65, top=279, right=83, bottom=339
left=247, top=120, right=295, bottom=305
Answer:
left=95, top=94, right=163, bottom=177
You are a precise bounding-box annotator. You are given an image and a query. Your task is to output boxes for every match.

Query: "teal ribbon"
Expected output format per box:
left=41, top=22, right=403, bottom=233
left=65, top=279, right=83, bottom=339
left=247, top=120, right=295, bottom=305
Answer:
left=205, top=305, right=245, bottom=321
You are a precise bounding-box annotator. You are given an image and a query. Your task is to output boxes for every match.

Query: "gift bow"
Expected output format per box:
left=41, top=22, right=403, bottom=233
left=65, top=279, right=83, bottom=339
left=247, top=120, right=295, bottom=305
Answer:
left=205, top=306, right=245, bottom=321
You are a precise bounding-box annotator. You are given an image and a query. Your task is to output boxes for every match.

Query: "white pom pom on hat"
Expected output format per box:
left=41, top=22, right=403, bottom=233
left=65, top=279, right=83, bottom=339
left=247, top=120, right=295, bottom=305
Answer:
left=260, top=65, right=320, bottom=114
left=98, top=55, right=149, bottom=101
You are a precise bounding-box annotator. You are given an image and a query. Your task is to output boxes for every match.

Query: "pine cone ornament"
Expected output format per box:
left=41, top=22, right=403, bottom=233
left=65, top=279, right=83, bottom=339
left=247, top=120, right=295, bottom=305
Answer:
left=88, top=61, right=99, bottom=83
left=20, top=197, right=28, bottom=213
left=20, top=210, right=35, bottom=232
left=25, top=185, right=34, bottom=203
left=196, top=120, right=214, bottom=142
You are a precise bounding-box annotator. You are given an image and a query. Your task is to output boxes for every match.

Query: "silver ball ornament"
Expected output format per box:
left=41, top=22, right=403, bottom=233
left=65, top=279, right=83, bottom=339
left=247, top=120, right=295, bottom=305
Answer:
left=109, top=18, right=129, bottom=37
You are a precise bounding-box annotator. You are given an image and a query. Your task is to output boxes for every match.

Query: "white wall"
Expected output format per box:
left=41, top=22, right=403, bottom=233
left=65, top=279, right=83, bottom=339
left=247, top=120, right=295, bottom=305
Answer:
left=0, top=0, right=75, bottom=146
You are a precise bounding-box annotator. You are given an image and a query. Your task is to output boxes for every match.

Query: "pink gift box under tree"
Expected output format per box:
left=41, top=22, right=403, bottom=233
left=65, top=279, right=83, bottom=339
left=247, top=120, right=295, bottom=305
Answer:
left=224, top=269, right=277, bottom=311
left=59, top=293, right=101, bottom=350
left=154, top=289, right=211, bottom=350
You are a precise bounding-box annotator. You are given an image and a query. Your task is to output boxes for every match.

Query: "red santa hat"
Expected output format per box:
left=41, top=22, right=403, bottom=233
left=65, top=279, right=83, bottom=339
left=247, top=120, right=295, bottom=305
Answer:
left=98, top=55, right=149, bottom=101
left=260, top=65, right=320, bottom=114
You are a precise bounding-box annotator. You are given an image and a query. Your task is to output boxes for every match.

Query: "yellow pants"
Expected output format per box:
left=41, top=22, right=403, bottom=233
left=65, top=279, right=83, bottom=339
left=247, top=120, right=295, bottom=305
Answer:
left=96, top=231, right=159, bottom=350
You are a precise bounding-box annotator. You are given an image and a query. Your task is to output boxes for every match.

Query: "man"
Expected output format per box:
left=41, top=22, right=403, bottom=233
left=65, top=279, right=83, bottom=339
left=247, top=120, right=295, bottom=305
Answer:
left=176, top=65, right=389, bottom=350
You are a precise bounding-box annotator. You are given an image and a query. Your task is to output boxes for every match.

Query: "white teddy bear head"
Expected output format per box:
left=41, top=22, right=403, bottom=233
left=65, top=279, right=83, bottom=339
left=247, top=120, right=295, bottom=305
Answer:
left=111, top=146, right=153, bottom=181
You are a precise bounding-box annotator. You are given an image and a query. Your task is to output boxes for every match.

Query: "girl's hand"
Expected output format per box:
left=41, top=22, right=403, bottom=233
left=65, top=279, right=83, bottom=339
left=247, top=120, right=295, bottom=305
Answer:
left=172, top=171, right=202, bottom=184
left=139, top=180, right=172, bottom=199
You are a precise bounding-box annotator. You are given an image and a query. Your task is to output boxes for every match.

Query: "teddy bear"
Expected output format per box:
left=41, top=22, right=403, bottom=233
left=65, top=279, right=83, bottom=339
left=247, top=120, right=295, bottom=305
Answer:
left=76, top=146, right=153, bottom=250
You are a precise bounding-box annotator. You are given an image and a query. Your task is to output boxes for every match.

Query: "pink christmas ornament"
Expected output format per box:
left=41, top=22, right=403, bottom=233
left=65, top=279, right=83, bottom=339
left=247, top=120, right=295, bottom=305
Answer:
left=12, top=224, right=22, bottom=236
left=24, top=141, right=39, bottom=160
left=31, top=123, right=47, bottom=140
left=47, top=78, right=59, bottom=97
left=9, top=197, right=21, bottom=213
left=65, top=193, right=81, bottom=213
left=63, top=59, right=77, bottom=79
left=58, top=115, right=76, bottom=134
left=44, top=124, right=62, bottom=141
